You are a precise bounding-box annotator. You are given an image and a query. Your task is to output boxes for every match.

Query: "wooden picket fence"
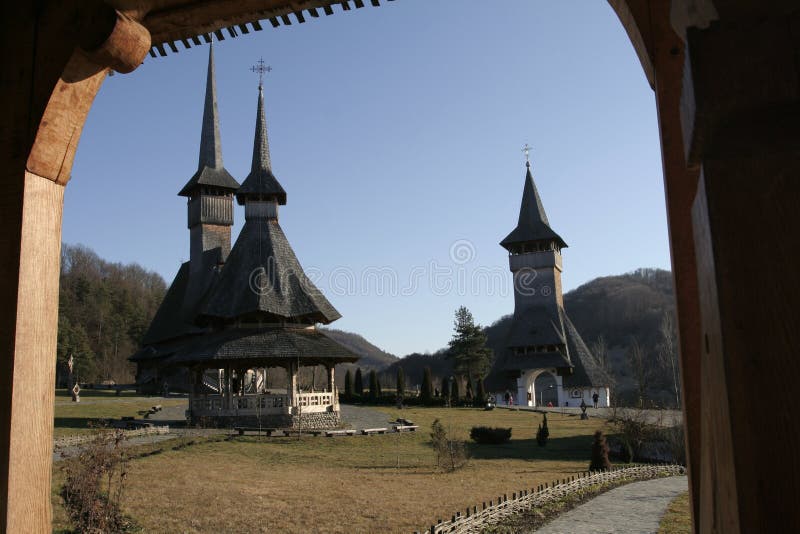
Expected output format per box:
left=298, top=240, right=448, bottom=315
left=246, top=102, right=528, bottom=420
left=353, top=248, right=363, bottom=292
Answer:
left=415, top=464, right=686, bottom=534
left=53, top=425, right=170, bottom=448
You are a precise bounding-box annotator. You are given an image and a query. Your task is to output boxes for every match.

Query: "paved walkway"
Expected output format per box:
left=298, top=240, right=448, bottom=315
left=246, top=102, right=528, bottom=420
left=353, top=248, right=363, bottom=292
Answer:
left=533, top=476, right=688, bottom=534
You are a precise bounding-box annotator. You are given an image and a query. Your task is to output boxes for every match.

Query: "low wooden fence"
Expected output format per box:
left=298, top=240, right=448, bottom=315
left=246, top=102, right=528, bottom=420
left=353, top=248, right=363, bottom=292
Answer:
left=53, top=425, right=170, bottom=449
left=415, top=464, right=686, bottom=534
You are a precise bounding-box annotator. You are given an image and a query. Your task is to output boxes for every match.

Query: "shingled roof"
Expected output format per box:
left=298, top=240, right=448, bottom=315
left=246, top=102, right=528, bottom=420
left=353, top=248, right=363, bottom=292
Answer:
left=505, top=305, right=566, bottom=348
left=561, top=310, right=608, bottom=388
left=501, top=162, right=567, bottom=250
left=141, top=262, right=205, bottom=345
left=235, top=85, right=286, bottom=205
left=165, top=327, right=359, bottom=365
left=178, top=44, right=240, bottom=196
left=201, top=219, right=340, bottom=323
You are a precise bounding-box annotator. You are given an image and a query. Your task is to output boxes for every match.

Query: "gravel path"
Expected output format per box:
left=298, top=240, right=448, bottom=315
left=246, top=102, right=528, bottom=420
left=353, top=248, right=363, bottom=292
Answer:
left=533, top=476, right=688, bottom=534
left=339, top=404, right=395, bottom=430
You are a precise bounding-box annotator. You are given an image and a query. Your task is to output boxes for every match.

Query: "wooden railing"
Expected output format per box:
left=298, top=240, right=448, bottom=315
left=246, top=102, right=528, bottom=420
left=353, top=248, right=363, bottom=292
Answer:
left=191, top=391, right=336, bottom=415
left=415, top=464, right=686, bottom=534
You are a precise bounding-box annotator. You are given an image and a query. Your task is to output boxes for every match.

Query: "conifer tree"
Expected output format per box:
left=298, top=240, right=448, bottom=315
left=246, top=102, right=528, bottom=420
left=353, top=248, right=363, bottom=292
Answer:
left=475, top=378, right=486, bottom=407
left=369, top=370, right=379, bottom=401
left=451, top=377, right=460, bottom=403
left=354, top=368, right=364, bottom=397
left=465, top=378, right=474, bottom=401
left=446, top=306, right=494, bottom=387
left=396, top=367, right=405, bottom=399
left=421, top=367, right=433, bottom=404
left=441, top=377, right=451, bottom=403
left=344, top=369, right=353, bottom=399
left=589, top=431, right=612, bottom=471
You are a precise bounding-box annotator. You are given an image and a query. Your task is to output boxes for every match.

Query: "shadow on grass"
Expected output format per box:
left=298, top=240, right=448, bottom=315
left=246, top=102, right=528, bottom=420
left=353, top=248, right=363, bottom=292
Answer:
left=54, top=417, right=108, bottom=431
left=466, top=435, right=596, bottom=462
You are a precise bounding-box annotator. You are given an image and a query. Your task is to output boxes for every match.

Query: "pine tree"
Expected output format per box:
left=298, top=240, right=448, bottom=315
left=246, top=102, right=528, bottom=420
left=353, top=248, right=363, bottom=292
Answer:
left=465, top=378, right=474, bottom=401
left=421, top=367, right=433, bottom=404
left=441, top=377, right=451, bottom=403
left=344, top=369, right=353, bottom=399
left=589, top=431, right=612, bottom=471
left=396, top=367, right=405, bottom=399
left=536, top=414, right=550, bottom=446
left=446, top=306, right=494, bottom=386
left=475, top=378, right=486, bottom=407
left=354, top=368, right=363, bottom=397
left=451, top=378, right=460, bottom=403
left=369, top=370, right=379, bottom=401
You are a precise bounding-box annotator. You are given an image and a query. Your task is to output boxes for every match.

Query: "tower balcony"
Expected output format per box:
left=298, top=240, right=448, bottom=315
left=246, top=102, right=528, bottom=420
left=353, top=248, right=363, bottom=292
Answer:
left=509, top=250, right=562, bottom=272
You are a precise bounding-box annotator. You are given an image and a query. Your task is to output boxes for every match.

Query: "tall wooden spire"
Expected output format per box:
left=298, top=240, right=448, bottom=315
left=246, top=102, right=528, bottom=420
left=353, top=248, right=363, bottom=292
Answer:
left=199, top=43, right=223, bottom=170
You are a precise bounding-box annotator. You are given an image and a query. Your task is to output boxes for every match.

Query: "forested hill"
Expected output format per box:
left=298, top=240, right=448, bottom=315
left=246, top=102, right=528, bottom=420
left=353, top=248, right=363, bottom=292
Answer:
left=321, top=328, right=398, bottom=370
left=57, top=244, right=167, bottom=383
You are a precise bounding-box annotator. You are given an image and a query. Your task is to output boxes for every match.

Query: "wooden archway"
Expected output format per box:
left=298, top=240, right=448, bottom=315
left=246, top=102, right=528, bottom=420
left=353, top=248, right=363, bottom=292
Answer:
left=2, top=1, right=798, bottom=532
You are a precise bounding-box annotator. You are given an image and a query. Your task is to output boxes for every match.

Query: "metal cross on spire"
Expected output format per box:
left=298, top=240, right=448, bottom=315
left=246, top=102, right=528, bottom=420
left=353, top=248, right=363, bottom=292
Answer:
left=522, top=143, right=533, bottom=167
left=250, top=57, right=272, bottom=88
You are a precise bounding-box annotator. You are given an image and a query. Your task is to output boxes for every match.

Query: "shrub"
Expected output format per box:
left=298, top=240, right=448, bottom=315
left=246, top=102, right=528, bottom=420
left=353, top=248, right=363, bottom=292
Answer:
left=60, top=429, right=138, bottom=533
left=469, top=426, right=512, bottom=444
left=589, top=430, right=613, bottom=471
left=430, top=418, right=468, bottom=472
left=536, top=413, right=550, bottom=446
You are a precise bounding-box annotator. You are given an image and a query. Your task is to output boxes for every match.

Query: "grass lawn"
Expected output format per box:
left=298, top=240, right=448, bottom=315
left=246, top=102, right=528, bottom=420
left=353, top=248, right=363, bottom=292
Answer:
left=658, top=491, right=692, bottom=533
left=52, top=406, right=613, bottom=533
left=53, top=389, right=187, bottom=438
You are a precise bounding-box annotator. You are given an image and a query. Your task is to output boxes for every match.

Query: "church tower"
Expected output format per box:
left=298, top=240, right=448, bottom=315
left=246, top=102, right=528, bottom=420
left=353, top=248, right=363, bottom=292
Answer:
left=501, top=157, right=609, bottom=408
left=177, top=44, right=240, bottom=276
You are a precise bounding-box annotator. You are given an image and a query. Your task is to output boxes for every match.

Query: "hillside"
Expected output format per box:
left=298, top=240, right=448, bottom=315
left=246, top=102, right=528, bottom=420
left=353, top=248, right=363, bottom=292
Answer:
left=321, top=328, right=398, bottom=380
left=386, top=268, right=678, bottom=406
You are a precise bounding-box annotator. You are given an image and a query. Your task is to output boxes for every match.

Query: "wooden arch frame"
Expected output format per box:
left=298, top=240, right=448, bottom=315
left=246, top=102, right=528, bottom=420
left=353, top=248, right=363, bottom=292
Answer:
left=3, top=1, right=798, bottom=532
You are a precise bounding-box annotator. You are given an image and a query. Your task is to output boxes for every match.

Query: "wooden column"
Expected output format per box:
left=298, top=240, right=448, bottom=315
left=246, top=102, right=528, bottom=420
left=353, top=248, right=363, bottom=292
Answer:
left=0, top=172, right=64, bottom=532
left=682, top=7, right=800, bottom=532
left=327, top=365, right=335, bottom=392
left=287, top=361, right=297, bottom=408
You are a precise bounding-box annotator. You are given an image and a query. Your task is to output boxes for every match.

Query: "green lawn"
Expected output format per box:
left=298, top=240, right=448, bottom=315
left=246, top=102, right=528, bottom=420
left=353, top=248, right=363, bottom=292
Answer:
left=53, top=405, right=613, bottom=533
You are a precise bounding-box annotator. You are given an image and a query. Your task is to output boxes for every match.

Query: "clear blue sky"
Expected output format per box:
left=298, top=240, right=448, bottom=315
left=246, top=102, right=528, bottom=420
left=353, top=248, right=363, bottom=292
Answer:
left=65, top=0, right=669, bottom=357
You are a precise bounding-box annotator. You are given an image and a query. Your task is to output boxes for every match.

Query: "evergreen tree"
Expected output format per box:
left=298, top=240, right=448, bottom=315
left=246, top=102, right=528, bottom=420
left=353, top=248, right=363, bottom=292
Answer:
left=589, top=431, right=612, bottom=471
left=451, top=377, right=460, bottom=403
left=465, top=378, right=474, bottom=401
left=354, top=368, right=364, bottom=397
left=396, top=367, right=405, bottom=399
left=441, top=377, right=451, bottom=403
left=475, top=378, right=486, bottom=407
left=536, top=414, right=550, bottom=446
left=421, top=367, right=433, bottom=404
left=369, top=370, right=379, bottom=401
left=446, top=306, right=493, bottom=385
left=376, top=376, right=383, bottom=398
left=344, top=369, right=353, bottom=399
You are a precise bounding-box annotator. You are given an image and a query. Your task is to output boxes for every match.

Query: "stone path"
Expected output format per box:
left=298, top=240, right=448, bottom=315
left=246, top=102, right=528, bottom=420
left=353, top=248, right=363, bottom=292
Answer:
left=533, top=476, right=688, bottom=534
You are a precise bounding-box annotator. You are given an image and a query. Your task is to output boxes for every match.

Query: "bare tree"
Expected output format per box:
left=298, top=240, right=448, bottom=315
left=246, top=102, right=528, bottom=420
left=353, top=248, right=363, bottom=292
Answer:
left=591, top=335, right=615, bottom=387
left=626, top=336, right=652, bottom=407
left=658, top=312, right=681, bottom=408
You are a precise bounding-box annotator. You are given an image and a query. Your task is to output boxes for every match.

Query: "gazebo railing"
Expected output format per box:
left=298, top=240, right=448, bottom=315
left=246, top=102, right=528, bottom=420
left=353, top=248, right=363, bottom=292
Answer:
left=190, top=391, right=336, bottom=416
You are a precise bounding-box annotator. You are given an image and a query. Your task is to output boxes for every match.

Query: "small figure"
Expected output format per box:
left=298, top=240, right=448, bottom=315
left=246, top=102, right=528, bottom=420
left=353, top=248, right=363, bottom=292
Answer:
left=71, top=382, right=81, bottom=403
left=592, top=391, right=599, bottom=408
left=504, top=390, right=511, bottom=405
left=580, top=399, right=589, bottom=420
left=508, top=394, right=514, bottom=406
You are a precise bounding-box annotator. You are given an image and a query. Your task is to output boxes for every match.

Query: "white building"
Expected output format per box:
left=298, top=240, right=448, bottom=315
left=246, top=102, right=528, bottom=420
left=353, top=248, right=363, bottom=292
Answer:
left=500, top=160, right=610, bottom=408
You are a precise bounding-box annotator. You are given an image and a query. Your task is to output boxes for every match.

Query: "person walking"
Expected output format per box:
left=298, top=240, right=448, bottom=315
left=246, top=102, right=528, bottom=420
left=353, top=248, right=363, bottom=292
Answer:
left=592, top=391, right=599, bottom=408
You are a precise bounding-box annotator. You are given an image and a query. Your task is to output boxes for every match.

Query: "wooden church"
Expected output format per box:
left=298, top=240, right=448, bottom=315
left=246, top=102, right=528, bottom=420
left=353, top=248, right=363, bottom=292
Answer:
left=501, top=158, right=610, bottom=408
left=131, top=46, right=358, bottom=428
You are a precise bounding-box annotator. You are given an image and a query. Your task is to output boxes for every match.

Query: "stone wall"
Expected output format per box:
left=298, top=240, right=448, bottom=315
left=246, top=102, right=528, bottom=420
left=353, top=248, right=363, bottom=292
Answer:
left=191, top=411, right=340, bottom=430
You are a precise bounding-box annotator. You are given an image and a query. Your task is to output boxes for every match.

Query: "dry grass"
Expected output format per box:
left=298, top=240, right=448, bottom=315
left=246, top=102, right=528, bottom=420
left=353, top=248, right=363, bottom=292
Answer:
left=52, top=407, right=611, bottom=533
left=658, top=490, right=692, bottom=534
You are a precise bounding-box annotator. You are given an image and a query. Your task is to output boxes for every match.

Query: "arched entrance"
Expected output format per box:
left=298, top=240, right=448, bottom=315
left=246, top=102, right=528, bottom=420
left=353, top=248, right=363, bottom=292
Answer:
left=534, top=372, right=558, bottom=407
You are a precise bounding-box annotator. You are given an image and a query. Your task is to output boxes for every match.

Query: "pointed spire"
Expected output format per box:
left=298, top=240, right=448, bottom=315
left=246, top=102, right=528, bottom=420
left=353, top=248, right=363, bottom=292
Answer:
left=500, top=162, right=567, bottom=250
left=199, top=44, right=223, bottom=170
left=236, top=80, right=286, bottom=205
left=251, top=85, right=272, bottom=172
left=178, top=44, right=240, bottom=197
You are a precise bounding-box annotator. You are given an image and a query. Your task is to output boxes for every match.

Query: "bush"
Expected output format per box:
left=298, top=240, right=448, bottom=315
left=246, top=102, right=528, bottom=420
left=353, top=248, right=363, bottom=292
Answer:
left=430, top=419, right=468, bottom=472
left=60, top=429, right=138, bottom=533
left=589, top=430, right=613, bottom=471
left=536, top=413, right=550, bottom=446
left=469, top=426, right=512, bottom=444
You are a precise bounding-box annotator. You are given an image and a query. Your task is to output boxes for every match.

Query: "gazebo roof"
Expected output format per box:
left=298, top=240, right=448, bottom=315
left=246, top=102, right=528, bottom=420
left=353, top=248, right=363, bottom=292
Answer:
left=165, top=327, right=359, bottom=366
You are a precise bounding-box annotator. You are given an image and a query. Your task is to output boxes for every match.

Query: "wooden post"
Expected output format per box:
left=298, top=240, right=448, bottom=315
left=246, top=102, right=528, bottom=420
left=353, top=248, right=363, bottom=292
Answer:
left=0, top=172, right=64, bottom=532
